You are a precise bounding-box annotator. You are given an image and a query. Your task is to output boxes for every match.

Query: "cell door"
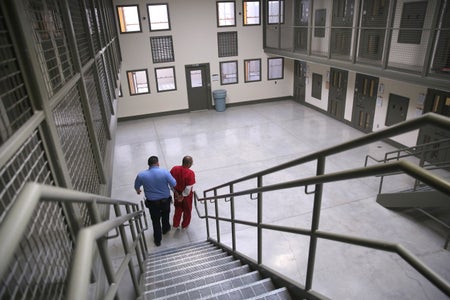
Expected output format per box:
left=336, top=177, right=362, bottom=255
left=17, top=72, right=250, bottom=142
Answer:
left=293, top=60, right=306, bottom=103
left=417, top=89, right=450, bottom=165
left=351, top=73, right=378, bottom=132
left=328, top=68, right=348, bottom=121
left=185, top=64, right=211, bottom=111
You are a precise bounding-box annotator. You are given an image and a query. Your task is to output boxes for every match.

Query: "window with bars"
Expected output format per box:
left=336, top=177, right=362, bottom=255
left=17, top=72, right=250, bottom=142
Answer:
left=218, top=31, right=238, bottom=57
left=150, top=36, right=175, bottom=63
left=268, top=57, right=284, bottom=80
left=220, top=60, right=238, bottom=84
left=243, top=1, right=260, bottom=25
left=116, top=5, right=141, bottom=33
left=148, top=3, right=171, bottom=31
left=155, top=67, right=176, bottom=92
left=244, top=59, right=261, bottom=82
left=217, top=1, right=236, bottom=27
left=314, top=9, right=326, bottom=38
left=127, top=69, right=150, bottom=95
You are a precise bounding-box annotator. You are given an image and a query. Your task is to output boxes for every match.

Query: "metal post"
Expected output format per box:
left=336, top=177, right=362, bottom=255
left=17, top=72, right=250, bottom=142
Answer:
left=305, top=157, right=326, bottom=290
left=214, top=189, right=220, bottom=243
left=203, top=191, right=210, bottom=239
left=257, top=175, right=263, bottom=265
left=230, top=184, right=236, bottom=252
left=125, top=205, right=145, bottom=275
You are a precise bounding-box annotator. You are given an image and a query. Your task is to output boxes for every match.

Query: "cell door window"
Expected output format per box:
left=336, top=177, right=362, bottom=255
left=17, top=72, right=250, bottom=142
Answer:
left=398, top=1, right=427, bottom=44
left=217, top=1, right=236, bottom=27
left=190, top=70, right=203, bottom=88
left=312, top=73, right=322, bottom=100
left=243, top=1, right=260, bottom=25
left=147, top=4, right=171, bottom=31
left=117, top=5, right=141, bottom=33
left=127, top=69, right=149, bottom=95
left=314, top=9, right=326, bottom=37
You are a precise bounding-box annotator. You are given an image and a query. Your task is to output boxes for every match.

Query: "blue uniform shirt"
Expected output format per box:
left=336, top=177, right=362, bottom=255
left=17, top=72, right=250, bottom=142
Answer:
left=134, top=166, right=176, bottom=200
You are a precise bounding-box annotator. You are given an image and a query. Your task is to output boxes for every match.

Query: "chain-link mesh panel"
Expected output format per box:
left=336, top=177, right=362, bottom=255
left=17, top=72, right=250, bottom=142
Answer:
left=0, top=130, right=54, bottom=223
left=95, top=57, right=112, bottom=122
left=52, top=85, right=100, bottom=195
left=432, top=1, right=450, bottom=76
left=68, top=0, right=92, bottom=66
left=85, top=0, right=101, bottom=53
left=0, top=201, right=72, bottom=300
left=93, top=0, right=106, bottom=49
left=103, top=49, right=116, bottom=99
left=25, top=0, right=75, bottom=97
left=84, top=66, right=107, bottom=157
left=0, top=8, right=34, bottom=146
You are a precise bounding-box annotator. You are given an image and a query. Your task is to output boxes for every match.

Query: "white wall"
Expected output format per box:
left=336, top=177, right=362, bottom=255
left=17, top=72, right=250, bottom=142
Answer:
left=115, top=0, right=293, bottom=118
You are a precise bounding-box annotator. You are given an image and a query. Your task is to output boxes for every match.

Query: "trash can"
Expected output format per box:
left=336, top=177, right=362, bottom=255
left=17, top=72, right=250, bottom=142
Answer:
left=213, top=89, right=227, bottom=112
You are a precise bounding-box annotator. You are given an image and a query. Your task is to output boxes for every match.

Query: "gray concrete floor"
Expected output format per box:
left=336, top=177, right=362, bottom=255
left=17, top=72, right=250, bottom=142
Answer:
left=110, top=100, right=449, bottom=299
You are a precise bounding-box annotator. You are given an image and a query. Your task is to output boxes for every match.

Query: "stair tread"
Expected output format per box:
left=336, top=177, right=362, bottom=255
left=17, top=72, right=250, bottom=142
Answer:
left=147, top=248, right=224, bottom=270
left=146, top=260, right=242, bottom=290
left=145, top=265, right=251, bottom=299
left=246, top=287, right=292, bottom=300
left=146, top=251, right=228, bottom=275
left=147, top=270, right=261, bottom=299
left=201, top=278, right=275, bottom=300
left=147, top=242, right=214, bottom=259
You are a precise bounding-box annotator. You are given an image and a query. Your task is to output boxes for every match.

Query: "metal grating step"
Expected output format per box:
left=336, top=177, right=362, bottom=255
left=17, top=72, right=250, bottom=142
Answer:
left=147, top=270, right=261, bottom=299
left=247, top=287, right=293, bottom=300
left=146, top=250, right=229, bottom=276
left=202, top=278, right=276, bottom=300
left=145, top=260, right=242, bottom=291
left=147, top=248, right=224, bottom=271
left=145, top=265, right=252, bottom=299
left=147, top=241, right=213, bottom=259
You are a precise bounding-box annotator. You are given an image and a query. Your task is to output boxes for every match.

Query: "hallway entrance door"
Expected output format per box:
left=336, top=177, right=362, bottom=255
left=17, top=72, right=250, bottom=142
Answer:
left=328, top=68, right=348, bottom=121
left=417, top=88, right=450, bottom=166
left=185, top=63, right=211, bottom=111
left=351, top=73, right=378, bottom=132
left=293, top=60, right=306, bottom=103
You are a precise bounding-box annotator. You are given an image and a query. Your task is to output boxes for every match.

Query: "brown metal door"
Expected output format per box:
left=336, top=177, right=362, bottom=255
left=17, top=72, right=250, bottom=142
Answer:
left=351, top=73, right=378, bottom=132
left=185, top=64, right=211, bottom=111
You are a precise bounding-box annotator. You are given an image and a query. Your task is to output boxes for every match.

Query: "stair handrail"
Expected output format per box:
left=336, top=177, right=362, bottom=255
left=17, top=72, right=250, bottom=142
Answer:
left=0, top=182, right=148, bottom=299
left=364, top=137, right=450, bottom=193
left=193, top=112, right=450, bottom=298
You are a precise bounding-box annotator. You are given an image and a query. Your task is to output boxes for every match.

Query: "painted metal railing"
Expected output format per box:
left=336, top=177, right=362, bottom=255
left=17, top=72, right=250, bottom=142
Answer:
left=193, top=112, right=450, bottom=299
left=0, top=182, right=148, bottom=300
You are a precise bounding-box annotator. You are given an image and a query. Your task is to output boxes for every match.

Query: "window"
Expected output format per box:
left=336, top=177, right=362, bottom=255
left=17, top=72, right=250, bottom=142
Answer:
left=244, top=59, right=261, bottom=82
left=312, top=73, right=322, bottom=100
left=268, top=0, right=284, bottom=24
left=150, top=36, right=175, bottom=63
left=398, top=1, right=427, bottom=44
left=218, top=32, right=238, bottom=57
left=155, top=67, right=176, bottom=92
left=117, top=5, right=141, bottom=33
left=220, top=61, right=238, bottom=84
left=127, top=69, right=149, bottom=95
left=268, top=57, right=284, bottom=80
left=217, top=1, right=236, bottom=27
left=243, top=1, right=260, bottom=25
left=147, top=4, right=171, bottom=31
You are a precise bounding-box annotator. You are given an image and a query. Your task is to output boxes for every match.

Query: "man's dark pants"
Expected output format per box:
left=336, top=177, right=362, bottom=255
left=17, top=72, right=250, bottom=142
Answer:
left=147, top=197, right=171, bottom=244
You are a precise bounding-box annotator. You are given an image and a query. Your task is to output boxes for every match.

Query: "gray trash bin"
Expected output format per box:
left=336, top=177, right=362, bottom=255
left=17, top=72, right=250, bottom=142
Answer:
left=213, top=89, right=227, bottom=112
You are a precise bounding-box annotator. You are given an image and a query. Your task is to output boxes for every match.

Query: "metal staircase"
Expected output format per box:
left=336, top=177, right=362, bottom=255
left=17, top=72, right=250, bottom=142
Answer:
left=143, top=241, right=292, bottom=300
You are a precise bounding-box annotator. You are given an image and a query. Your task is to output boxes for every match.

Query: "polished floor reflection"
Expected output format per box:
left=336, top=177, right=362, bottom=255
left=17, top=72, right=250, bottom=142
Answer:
left=111, top=100, right=449, bottom=299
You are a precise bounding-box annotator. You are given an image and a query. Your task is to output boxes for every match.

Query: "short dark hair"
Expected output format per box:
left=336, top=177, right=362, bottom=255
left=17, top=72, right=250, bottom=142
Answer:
left=148, top=156, right=159, bottom=166
left=182, top=155, right=193, bottom=166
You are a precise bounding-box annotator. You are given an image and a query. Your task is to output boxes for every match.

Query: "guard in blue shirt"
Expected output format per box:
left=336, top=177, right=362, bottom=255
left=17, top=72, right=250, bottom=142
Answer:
left=135, top=156, right=176, bottom=246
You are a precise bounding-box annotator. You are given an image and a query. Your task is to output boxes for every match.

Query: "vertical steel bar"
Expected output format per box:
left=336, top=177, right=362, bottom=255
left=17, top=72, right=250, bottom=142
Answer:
left=214, top=189, right=220, bottom=243
left=305, top=157, right=326, bottom=290
left=113, top=204, right=140, bottom=297
left=125, top=204, right=144, bottom=275
left=203, top=191, right=210, bottom=239
left=230, top=184, right=236, bottom=252
left=257, top=175, right=263, bottom=265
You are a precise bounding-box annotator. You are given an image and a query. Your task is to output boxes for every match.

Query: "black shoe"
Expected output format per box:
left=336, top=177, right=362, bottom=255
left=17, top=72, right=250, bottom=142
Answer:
left=162, top=229, right=170, bottom=235
left=154, top=241, right=161, bottom=246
